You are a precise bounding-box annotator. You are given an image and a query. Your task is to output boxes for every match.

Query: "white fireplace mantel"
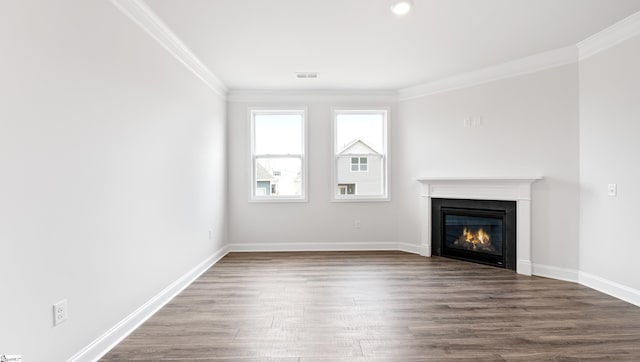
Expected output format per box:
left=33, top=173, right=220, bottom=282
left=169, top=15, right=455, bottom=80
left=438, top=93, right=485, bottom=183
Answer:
left=417, top=177, right=542, bottom=275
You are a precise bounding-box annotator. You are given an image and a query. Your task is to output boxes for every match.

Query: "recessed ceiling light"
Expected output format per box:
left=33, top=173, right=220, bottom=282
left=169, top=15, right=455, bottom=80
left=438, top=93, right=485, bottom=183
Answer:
left=391, top=0, right=412, bottom=16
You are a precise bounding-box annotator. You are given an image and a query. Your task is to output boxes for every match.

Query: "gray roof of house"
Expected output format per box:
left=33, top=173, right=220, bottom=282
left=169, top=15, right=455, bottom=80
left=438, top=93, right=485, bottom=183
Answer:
left=256, top=162, right=274, bottom=181
left=337, top=138, right=380, bottom=155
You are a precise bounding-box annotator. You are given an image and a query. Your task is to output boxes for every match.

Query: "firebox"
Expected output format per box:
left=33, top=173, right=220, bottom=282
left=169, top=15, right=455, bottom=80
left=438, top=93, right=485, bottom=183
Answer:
left=432, top=198, right=516, bottom=270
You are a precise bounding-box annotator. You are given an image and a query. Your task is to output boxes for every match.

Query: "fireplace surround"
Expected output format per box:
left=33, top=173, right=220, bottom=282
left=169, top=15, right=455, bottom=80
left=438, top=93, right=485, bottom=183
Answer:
left=417, top=177, right=541, bottom=275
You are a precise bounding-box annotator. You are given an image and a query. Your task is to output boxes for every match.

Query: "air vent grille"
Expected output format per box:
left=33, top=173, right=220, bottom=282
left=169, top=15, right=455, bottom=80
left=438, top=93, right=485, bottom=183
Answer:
left=295, top=72, right=319, bottom=79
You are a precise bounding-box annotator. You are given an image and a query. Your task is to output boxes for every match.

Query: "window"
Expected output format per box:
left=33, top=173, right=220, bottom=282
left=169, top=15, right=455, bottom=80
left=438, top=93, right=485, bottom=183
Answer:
left=351, top=157, right=368, bottom=172
left=250, top=108, right=306, bottom=202
left=333, top=109, right=389, bottom=201
left=338, top=184, right=356, bottom=195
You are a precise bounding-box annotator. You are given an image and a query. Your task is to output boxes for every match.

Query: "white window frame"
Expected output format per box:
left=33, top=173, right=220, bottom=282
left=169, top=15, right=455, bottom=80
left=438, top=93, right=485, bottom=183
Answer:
left=249, top=108, right=308, bottom=202
left=332, top=108, right=390, bottom=202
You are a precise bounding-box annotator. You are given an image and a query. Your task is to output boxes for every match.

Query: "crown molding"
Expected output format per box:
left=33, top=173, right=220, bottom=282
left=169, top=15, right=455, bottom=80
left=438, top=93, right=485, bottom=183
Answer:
left=398, top=46, right=578, bottom=101
left=110, top=0, right=228, bottom=98
left=577, top=11, right=640, bottom=61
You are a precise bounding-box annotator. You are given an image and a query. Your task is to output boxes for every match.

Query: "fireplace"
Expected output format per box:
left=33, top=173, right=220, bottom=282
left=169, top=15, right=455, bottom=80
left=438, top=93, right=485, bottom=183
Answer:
left=418, top=177, right=540, bottom=275
left=432, top=198, right=516, bottom=270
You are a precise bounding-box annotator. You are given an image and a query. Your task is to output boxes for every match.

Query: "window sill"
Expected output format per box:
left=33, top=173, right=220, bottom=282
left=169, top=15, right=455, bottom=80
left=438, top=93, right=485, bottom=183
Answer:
left=332, top=196, right=390, bottom=203
left=249, top=197, right=308, bottom=203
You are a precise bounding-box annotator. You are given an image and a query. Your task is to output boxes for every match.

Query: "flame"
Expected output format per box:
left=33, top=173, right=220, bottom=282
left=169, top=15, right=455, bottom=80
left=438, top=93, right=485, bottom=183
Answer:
left=462, top=227, right=491, bottom=246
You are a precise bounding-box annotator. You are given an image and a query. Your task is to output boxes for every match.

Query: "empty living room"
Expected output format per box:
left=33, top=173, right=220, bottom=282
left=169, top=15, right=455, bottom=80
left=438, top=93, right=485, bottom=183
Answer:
left=3, top=0, right=640, bottom=360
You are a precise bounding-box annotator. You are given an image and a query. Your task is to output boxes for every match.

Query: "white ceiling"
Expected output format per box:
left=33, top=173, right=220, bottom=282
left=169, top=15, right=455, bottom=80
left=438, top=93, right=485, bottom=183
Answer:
left=145, top=0, right=640, bottom=91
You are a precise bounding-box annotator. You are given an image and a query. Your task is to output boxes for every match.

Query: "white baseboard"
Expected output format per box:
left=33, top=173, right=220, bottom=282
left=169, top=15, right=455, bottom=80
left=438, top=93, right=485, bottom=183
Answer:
left=396, top=242, right=428, bottom=255
left=531, top=264, right=640, bottom=307
left=579, top=271, right=640, bottom=307
left=517, top=260, right=533, bottom=276
left=68, top=245, right=230, bottom=362
left=532, top=263, right=579, bottom=283
left=227, top=241, right=425, bottom=255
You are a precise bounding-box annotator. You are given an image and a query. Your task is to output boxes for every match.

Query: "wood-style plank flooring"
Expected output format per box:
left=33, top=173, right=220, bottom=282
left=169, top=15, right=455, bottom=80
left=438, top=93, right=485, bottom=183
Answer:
left=102, top=251, right=640, bottom=361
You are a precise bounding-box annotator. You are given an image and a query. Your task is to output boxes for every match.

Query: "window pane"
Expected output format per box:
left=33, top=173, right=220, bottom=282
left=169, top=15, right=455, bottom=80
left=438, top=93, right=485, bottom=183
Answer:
left=255, top=114, right=302, bottom=154
left=255, top=157, right=302, bottom=197
left=336, top=113, right=383, bottom=153
left=335, top=110, right=386, bottom=198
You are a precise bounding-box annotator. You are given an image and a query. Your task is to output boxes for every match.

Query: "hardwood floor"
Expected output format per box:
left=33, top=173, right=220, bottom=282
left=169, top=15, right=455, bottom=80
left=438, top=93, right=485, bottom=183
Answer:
left=102, top=251, right=640, bottom=361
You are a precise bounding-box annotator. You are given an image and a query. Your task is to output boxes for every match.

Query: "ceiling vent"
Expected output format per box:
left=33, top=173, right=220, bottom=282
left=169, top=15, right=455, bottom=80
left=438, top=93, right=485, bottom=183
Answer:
left=295, top=72, right=319, bottom=79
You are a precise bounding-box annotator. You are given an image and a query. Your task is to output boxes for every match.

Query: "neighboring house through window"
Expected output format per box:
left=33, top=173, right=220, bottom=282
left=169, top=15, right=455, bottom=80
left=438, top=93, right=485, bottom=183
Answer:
left=250, top=108, right=307, bottom=201
left=333, top=109, right=389, bottom=201
left=255, top=163, right=274, bottom=196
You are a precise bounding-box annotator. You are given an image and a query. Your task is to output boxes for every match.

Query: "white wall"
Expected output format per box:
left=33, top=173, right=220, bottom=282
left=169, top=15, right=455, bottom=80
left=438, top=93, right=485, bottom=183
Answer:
left=0, top=1, right=226, bottom=360
left=227, top=93, right=399, bottom=248
left=395, top=64, right=581, bottom=272
left=579, top=35, right=640, bottom=291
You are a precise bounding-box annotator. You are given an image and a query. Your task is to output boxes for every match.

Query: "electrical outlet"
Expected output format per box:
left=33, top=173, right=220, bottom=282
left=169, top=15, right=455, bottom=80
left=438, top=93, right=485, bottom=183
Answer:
left=355, top=220, right=361, bottom=229
left=607, top=183, right=617, bottom=197
left=53, top=299, right=68, bottom=326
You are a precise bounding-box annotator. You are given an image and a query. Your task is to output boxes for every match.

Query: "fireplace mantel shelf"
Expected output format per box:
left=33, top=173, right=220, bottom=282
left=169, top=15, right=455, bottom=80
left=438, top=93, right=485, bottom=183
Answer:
left=417, top=177, right=543, bottom=276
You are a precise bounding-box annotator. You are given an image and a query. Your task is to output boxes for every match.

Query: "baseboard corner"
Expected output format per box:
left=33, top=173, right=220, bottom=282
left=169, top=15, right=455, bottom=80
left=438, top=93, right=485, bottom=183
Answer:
left=532, top=263, right=579, bottom=283
left=396, top=242, right=428, bottom=255
left=516, top=260, right=533, bottom=276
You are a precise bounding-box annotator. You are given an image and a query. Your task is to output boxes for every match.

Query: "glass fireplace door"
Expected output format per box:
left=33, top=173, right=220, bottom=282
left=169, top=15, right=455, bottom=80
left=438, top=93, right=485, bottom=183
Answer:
left=442, top=209, right=506, bottom=267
